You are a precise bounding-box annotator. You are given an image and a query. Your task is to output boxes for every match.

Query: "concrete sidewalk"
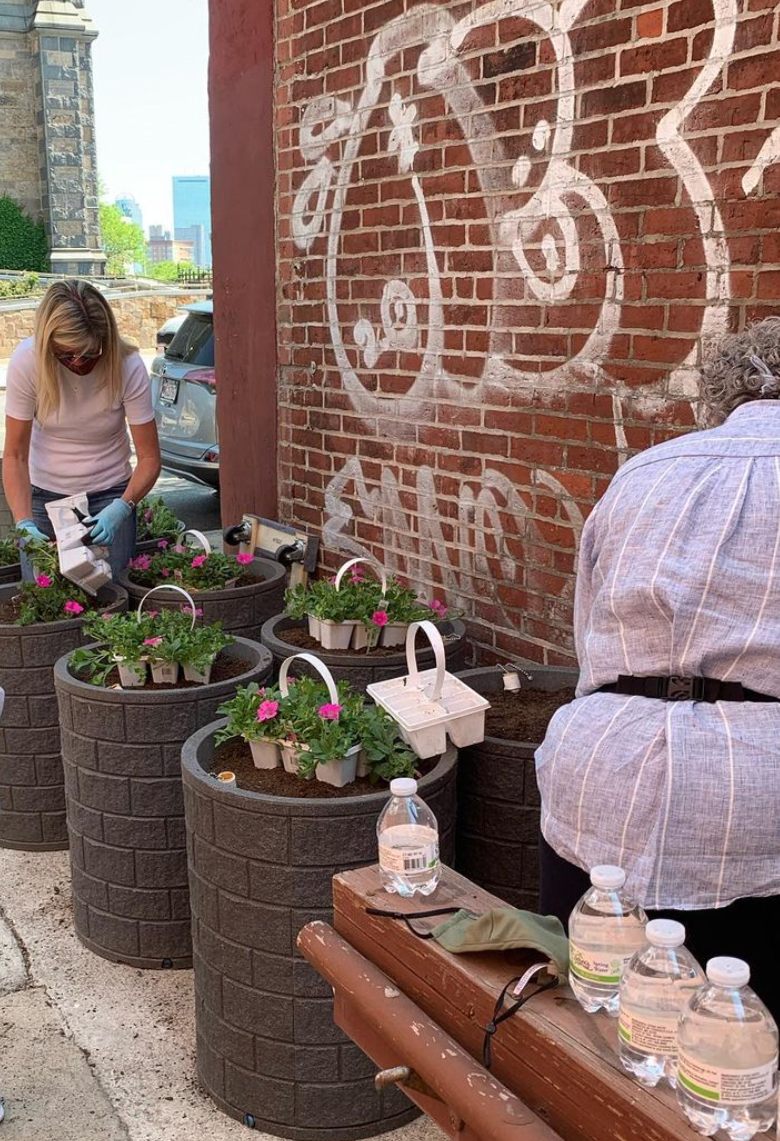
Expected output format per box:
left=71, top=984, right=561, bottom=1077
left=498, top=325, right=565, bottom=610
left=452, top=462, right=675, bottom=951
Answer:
left=0, top=848, right=444, bottom=1141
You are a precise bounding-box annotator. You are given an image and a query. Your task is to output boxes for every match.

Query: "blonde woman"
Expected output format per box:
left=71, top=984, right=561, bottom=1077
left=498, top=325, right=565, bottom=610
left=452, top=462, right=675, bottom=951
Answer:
left=3, top=280, right=161, bottom=577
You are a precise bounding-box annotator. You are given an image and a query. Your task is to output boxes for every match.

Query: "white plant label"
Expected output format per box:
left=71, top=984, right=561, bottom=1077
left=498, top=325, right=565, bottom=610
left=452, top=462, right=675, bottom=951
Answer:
left=379, top=840, right=439, bottom=876
left=569, top=943, right=634, bottom=985
left=618, top=1010, right=679, bottom=1056
left=678, top=1053, right=777, bottom=1105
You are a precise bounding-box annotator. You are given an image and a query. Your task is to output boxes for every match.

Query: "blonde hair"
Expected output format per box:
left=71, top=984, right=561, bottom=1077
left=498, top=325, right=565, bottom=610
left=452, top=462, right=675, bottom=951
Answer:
left=701, top=317, right=780, bottom=421
left=34, top=280, right=137, bottom=421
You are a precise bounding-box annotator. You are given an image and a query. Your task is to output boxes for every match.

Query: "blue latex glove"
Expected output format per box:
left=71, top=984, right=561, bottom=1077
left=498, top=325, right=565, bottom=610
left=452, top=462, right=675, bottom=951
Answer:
left=85, top=498, right=133, bottom=546
left=17, top=518, right=49, bottom=544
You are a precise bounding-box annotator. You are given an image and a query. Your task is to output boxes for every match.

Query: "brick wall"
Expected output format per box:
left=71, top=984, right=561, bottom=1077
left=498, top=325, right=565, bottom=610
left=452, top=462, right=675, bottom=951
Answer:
left=0, top=290, right=204, bottom=359
left=274, top=0, right=780, bottom=665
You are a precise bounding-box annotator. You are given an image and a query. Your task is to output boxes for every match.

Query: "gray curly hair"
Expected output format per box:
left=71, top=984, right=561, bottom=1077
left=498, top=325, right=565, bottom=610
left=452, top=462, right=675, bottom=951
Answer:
left=701, top=317, right=780, bottom=420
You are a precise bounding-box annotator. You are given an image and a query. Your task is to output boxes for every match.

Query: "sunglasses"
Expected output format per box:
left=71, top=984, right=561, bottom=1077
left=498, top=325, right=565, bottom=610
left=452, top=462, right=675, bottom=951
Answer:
left=53, top=346, right=102, bottom=367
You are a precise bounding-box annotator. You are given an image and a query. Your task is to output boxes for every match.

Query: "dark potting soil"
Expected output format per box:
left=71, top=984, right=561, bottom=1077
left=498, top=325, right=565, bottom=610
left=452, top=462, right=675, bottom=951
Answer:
left=484, top=688, right=575, bottom=743
left=210, top=738, right=436, bottom=800
left=76, top=652, right=252, bottom=692
left=280, top=625, right=409, bottom=658
left=0, top=592, right=105, bottom=626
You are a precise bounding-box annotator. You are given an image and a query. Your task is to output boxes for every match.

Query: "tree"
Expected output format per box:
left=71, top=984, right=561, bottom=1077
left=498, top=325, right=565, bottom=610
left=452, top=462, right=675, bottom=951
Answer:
left=149, top=260, right=196, bottom=283
left=0, top=197, right=48, bottom=272
left=99, top=203, right=145, bottom=277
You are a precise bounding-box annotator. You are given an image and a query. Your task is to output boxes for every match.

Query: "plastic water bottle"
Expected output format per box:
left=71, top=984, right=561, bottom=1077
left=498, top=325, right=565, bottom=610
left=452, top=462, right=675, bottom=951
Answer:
left=678, top=958, right=778, bottom=1141
left=377, top=778, right=440, bottom=897
left=568, top=865, right=647, bottom=1017
left=619, top=919, right=704, bottom=1088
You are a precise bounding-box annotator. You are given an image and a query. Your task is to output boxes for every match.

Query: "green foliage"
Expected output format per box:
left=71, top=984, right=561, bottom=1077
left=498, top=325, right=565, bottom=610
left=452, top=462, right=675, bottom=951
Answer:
left=284, top=566, right=447, bottom=629
left=149, top=260, right=195, bottom=283
left=0, top=529, right=21, bottom=567
left=15, top=539, right=88, bottom=626
left=128, top=544, right=251, bottom=592
left=216, top=677, right=416, bottom=784
left=0, top=198, right=48, bottom=272
left=136, top=496, right=183, bottom=543
left=0, top=273, right=42, bottom=300
left=99, top=203, right=145, bottom=277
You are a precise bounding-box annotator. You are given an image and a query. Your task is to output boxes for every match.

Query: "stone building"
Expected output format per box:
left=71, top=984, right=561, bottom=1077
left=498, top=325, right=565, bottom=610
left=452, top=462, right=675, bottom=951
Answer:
left=0, top=0, right=105, bottom=275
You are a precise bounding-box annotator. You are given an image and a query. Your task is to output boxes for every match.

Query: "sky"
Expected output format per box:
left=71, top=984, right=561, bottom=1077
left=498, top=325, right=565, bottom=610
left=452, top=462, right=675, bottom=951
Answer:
left=88, top=0, right=211, bottom=235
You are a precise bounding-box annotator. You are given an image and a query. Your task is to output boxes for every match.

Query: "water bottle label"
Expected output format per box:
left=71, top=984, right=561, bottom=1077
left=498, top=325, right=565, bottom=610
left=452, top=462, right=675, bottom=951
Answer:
left=569, top=942, right=633, bottom=984
left=618, top=1010, right=679, bottom=1056
left=379, top=839, right=439, bottom=875
left=678, top=1053, right=777, bottom=1105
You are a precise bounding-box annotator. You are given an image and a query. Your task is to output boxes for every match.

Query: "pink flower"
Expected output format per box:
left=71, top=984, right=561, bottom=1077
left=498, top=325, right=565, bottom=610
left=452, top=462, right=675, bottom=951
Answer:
left=318, top=703, right=343, bottom=721
left=131, top=554, right=151, bottom=571
left=371, top=610, right=388, bottom=627
left=157, top=539, right=169, bottom=550
left=64, top=601, right=84, bottom=616
left=143, top=636, right=163, bottom=647
left=181, top=605, right=204, bottom=617
left=429, top=599, right=448, bottom=618
left=173, top=543, right=185, bottom=554
left=161, top=568, right=171, bottom=577
left=191, top=554, right=207, bottom=568
left=143, top=508, right=154, bottom=523
left=329, top=575, right=337, bottom=584
left=256, top=700, right=279, bottom=722
left=146, top=609, right=159, bottom=618
left=236, top=552, right=253, bottom=566
left=35, top=574, right=52, bottom=588
left=101, top=612, right=113, bottom=621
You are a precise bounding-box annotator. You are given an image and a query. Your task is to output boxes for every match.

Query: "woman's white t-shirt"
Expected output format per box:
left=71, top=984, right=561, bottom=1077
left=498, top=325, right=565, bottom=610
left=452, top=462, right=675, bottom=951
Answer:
left=5, top=337, right=155, bottom=495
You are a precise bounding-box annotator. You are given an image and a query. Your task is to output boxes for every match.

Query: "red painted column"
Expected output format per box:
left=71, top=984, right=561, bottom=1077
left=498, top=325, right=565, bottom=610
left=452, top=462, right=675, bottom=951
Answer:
left=208, top=0, right=277, bottom=528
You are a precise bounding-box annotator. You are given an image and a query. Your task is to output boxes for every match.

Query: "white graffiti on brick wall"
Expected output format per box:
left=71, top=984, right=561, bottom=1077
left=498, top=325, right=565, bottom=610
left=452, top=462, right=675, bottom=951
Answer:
left=291, top=0, right=776, bottom=635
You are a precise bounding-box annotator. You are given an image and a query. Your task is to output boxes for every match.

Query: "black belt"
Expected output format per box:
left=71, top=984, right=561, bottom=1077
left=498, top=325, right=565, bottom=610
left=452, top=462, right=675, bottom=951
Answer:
left=599, top=674, right=778, bottom=703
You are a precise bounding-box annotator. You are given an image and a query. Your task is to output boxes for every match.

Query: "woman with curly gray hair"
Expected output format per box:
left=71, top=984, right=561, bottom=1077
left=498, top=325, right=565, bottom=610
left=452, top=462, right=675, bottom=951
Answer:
left=536, top=316, right=780, bottom=1022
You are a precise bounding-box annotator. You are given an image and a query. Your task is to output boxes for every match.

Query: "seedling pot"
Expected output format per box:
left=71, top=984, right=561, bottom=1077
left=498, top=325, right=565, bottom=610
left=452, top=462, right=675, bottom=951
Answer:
left=281, top=742, right=301, bottom=774
left=307, top=614, right=321, bottom=640
left=318, top=619, right=353, bottom=650
left=250, top=739, right=281, bottom=770
left=150, top=661, right=180, bottom=685
left=183, top=662, right=213, bottom=685
left=116, top=659, right=147, bottom=688
left=381, top=622, right=408, bottom=648
left=316, top=742, right=362, bottom=788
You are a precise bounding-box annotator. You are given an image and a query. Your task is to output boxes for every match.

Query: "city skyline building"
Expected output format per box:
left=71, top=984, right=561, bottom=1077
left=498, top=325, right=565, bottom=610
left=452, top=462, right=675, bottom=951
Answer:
left=172, top=175, right=211, bottom=267
left=115, top=194, right=144, bottom=233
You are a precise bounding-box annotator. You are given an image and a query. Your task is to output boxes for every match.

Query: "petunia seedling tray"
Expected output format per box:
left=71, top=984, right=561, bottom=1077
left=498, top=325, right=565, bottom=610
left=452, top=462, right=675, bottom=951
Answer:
left=367, top=620, right=489, bottom=758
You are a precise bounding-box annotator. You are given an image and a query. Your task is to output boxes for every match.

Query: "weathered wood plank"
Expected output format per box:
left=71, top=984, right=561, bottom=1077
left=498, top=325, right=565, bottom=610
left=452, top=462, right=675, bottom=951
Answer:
left=333, top=866, right=697, bottom=1141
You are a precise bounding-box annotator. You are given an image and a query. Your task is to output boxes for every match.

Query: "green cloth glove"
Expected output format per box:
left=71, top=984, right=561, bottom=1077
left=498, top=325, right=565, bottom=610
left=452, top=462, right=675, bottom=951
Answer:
left=431, top=908, right=569, bottom=979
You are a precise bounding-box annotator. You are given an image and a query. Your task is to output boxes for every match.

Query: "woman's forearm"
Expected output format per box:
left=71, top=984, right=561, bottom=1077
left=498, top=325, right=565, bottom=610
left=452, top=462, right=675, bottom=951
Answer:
left=123, top=456, right=162, bottom=506
left=3, top=452, right=33, bottom=523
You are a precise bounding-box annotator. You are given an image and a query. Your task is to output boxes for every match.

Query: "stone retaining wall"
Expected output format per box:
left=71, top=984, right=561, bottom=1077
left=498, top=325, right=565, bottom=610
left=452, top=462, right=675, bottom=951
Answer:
left=0, top=290, right=206, bottom=358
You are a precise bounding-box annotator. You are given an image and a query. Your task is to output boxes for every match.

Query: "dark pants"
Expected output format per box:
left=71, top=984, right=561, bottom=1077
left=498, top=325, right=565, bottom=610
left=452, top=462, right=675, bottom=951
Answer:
left=540, top=834, right=780, bottom=1024
left=22, top=483, right=136, bottom=581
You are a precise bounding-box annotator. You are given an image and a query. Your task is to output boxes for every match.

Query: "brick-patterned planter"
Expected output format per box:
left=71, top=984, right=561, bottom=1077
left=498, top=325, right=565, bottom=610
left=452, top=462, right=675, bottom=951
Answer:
left=117, top=557, right=287, bottom=644
left=54, top=639, right=273, bottom=969
left=183, top=722, right=458, bottom=1140
left=0, top=583, right=127, bottom=852
left=0, top=564, right=20, bottom=586
left=261, top=614, right=469, bottom=692
left=455, top=665, right=578, bottom=910
left=135, top=519, right=185, bottom=556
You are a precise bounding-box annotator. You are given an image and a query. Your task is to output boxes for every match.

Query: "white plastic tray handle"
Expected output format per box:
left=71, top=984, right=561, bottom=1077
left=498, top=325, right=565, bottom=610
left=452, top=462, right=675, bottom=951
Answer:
left=405, top=620, right=447, bottom=703
left=334, top=556, right=388, bottom=599
left=137, top=584, right=198, bottom=631
left=278, top=651, right=340, bottom=704
left=181, top=529, right=212, bottom=554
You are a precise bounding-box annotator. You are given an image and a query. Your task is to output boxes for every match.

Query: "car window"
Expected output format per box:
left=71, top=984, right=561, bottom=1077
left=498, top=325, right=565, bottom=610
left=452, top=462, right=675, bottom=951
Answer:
left=165, top=314, right=215, bottom=366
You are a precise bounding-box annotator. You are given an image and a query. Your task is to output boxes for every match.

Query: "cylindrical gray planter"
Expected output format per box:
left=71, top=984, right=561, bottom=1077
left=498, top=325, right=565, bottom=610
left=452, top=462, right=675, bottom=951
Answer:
left=54, top=639, right=273, bottom=969
left=117, top=557, right=286, bottom=644
left=262, top=615, right=469, bottom=691
left=0, top=564, right=20, bottom=586
left=0, top=582, right=127, bottom=852
left=135, top=519, right=185, bottom=556
left=455, top=664, right=578, bottom=909
left=183, top=723, right=458, bottom=1140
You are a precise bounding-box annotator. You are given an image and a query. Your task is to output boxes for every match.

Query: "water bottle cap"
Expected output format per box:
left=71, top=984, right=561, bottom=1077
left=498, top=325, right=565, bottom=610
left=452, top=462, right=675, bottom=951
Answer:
left=646, top=919, right=686, bottom=948
left=706, top=957, right=750, bottom=988
left=590, top=865, right=626, bottom=891
left=390, top=778, right=417, bottom=797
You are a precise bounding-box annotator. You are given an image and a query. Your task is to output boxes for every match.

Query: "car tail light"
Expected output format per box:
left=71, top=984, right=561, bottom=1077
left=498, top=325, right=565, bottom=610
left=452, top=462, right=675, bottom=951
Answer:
left=186, top=368, right=216, bottom=389
left=204, top=449, right=219, bottom=463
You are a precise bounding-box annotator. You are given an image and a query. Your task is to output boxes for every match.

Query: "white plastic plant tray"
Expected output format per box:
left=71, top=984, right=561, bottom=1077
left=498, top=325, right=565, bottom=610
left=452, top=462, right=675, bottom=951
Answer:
left=367, top=620, right=490, bottom=758
left=45, top=493, right=111, bottom=595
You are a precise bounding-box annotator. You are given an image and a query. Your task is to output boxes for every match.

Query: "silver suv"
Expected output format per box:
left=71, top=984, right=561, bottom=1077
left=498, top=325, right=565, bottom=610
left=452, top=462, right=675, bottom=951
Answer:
left=151, top=301, right=219, bottom=488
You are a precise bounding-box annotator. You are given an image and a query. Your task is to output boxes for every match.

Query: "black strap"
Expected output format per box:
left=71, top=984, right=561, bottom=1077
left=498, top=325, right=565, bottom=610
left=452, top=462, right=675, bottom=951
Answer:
left=365, top=906, right=467, bottom=939
left=482, top=967, right=558, bottom=1069
left=599, top=674, right=778, bottom=703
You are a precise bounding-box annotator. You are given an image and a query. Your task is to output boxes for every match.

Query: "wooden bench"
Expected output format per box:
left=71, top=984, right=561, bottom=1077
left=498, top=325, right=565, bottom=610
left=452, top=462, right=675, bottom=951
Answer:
left=298, top=865, right=698, bottom=1141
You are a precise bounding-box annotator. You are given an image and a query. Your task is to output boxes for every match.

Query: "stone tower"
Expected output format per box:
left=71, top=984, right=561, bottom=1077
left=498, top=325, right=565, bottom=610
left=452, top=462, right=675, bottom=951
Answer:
left=0, top=0, right=106, bottom=275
